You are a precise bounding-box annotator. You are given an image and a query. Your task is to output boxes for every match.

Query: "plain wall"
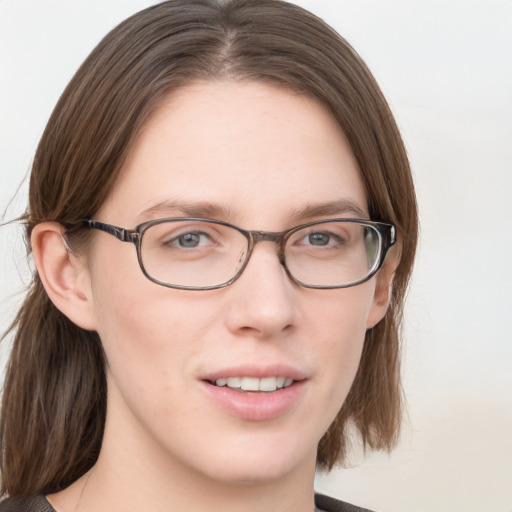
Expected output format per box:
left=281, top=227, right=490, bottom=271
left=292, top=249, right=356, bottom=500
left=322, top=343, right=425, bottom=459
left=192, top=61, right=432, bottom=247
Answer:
left=1, top=1, right=511, bottom=511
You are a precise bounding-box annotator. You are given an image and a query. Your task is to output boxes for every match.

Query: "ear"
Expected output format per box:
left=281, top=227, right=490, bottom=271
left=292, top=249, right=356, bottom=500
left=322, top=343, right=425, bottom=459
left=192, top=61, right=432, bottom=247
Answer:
left=366, top=246, right=399, bottom=329
left=31, top=222, right=97, bottom=331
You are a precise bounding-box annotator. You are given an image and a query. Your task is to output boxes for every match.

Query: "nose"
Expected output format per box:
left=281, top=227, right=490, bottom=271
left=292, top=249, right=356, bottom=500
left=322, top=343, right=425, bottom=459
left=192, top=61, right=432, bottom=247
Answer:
left=223, top=242, right=298, bottom=339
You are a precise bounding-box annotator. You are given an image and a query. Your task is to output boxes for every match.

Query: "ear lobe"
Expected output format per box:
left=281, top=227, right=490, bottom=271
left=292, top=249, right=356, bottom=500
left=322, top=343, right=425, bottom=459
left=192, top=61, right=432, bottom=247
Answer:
left=31, top=222, right=97, bottom=331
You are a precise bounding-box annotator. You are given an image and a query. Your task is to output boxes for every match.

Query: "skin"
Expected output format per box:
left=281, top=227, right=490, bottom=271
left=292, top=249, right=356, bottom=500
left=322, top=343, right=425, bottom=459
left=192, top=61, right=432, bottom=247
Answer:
left=33, top=81, right=394, bottom=512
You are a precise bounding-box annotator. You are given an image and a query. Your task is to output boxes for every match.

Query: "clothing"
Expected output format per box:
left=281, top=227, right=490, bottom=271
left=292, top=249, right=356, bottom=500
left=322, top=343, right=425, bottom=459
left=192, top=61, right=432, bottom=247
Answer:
left=0, top=493, right=374, bottom=512
left=0, top=496, right=53, bottom=512
left=315, top=494, right=374, bottom=512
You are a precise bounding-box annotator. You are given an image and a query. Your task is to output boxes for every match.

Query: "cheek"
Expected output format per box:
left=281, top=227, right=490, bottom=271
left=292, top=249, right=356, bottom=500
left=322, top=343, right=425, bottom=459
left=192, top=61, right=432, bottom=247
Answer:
left=87, top=246, right=214, bottom=406
left=89, top=238, right=208, bottom=351
left=92, top=285, right=223, bottom=443
left=94, top=283, right=208, bottom=370
left=305, top=284, right=376, bottom=413
left=309, top=280, right=375, bottom=350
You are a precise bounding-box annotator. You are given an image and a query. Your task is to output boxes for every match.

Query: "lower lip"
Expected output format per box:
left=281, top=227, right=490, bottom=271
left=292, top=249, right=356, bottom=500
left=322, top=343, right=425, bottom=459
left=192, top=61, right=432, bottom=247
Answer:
left=200, top=380, right=307, bottom=421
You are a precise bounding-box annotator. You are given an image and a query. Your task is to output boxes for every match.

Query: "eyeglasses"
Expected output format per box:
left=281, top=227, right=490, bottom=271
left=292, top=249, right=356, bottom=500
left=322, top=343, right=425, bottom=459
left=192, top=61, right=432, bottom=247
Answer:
left=83, top=217, right=396, bottom=290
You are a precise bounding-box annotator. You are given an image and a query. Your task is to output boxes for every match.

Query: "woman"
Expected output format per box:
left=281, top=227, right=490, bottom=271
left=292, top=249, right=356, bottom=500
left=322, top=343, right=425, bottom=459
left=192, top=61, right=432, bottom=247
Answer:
left=0, top=1, right=417, bottom=511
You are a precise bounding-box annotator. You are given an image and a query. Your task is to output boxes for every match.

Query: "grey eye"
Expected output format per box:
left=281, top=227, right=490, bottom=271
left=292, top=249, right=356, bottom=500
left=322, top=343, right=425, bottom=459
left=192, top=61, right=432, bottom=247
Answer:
left=177, top=232, right=202, bottom=248
left=308, top=232, right=330, bottom=246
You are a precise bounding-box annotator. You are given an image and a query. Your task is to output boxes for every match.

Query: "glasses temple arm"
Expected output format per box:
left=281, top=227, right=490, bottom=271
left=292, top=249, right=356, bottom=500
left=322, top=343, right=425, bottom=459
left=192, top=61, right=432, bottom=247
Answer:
left=84, top=220, right=137, bottom=243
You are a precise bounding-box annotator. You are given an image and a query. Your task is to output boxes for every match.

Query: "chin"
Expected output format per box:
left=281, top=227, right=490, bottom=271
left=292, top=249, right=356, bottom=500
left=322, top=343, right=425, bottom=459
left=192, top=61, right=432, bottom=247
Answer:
left=201, top=460, right=302, bottom=486
left=188, top=433, right=317, bottom=485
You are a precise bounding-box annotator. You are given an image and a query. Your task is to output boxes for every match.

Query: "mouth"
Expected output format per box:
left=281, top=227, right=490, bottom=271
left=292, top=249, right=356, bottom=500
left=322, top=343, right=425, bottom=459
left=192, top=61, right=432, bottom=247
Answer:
left=209, top=376, right=295, bottom=392
left=200, top=366, right=307, bottom=420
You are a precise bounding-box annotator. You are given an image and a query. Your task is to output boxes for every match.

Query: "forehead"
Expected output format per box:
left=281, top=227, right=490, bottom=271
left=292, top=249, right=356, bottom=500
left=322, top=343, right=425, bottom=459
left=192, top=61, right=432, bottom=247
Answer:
left=99, top=80, right=368, bottom=228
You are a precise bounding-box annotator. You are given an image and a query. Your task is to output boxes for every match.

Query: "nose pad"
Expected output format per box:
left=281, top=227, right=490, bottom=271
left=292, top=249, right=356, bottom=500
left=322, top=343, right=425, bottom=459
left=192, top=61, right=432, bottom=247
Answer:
left=224, top=243, right=297, bottom=338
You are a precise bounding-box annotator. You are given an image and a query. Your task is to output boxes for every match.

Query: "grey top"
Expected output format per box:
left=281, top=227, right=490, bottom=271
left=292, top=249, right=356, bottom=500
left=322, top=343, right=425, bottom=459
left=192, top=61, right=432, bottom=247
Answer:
left=0, top=496, right=53, bottom=512
left=0, top=493, right=374, bottom=512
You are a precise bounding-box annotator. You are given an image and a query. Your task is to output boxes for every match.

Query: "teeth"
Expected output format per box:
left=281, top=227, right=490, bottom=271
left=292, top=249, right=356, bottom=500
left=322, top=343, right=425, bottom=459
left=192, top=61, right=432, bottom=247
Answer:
left=259, top=377, right=277, bottom=391
left=241, top=377, right=260, bottom=391
left=214, top=376, right=294, bottom=391
left=226, top=377, right=241, bottom=388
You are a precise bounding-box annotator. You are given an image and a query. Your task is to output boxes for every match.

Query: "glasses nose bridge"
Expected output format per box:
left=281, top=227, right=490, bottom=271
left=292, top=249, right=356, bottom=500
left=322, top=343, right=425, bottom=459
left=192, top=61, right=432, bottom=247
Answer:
left=247, top=230, right=287, bottom=261
left=250, top=230, right=283, bottom=243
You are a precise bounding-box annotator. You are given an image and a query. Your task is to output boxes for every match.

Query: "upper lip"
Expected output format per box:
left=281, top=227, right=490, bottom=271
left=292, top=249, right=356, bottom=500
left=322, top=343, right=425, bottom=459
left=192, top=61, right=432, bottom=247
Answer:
left=200, top=364, right=307, bottom=383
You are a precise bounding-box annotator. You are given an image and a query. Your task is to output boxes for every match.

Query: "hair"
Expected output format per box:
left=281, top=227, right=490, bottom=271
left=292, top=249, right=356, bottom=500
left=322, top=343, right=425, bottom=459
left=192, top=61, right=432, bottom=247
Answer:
left=1, top=0, right=418, bottom=498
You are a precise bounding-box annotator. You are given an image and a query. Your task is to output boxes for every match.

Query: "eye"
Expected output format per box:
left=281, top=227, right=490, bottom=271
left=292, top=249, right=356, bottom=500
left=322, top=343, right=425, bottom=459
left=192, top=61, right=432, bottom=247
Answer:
left=306, top=232, right=332, bottom=246
left=299, top=230, right=346, bottom=248
left=166, top=231, right=213, bottom=249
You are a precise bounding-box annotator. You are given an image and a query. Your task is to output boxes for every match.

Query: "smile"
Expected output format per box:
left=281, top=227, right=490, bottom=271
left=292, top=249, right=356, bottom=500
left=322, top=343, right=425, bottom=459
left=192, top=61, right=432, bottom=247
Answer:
left=213, top=376, right=294, bottom=392
left=200, top=366, right=307, bottom=420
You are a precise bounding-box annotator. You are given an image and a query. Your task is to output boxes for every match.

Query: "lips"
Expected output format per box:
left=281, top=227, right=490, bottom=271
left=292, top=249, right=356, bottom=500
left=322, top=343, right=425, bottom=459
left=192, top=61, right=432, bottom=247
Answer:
left=199, top=365, right=307, bottom=421
left=201, top=364, right=307, bottom=383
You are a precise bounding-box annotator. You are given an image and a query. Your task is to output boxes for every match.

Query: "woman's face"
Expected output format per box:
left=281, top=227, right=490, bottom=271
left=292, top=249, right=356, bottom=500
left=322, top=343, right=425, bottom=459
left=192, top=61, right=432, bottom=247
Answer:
left=81, top=81, right=389, bottom=486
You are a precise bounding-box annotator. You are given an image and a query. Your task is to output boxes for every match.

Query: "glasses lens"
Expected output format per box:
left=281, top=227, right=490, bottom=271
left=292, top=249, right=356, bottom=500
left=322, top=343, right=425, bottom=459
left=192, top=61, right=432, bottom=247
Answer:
left=285, top=221, right=382, bottom=287
left=140, top=220, right=248, bottom=288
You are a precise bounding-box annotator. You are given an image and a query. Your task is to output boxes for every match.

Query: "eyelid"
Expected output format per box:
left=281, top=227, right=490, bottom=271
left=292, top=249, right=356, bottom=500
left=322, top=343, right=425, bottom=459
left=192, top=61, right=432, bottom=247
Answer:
left=293, top=227, right=346, bottom=241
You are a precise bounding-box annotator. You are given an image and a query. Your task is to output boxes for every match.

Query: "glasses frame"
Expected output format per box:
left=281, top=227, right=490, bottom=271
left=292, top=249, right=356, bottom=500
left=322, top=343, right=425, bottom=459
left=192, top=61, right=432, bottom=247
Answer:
left=82, top=217, right=396, bottom=290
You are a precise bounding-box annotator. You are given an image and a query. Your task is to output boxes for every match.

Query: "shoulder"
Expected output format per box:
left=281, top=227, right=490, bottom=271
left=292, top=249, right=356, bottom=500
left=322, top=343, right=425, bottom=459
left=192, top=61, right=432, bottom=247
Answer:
left=315, top=493, right=376, bottom=512
left=0, top=496, right=55, bottom=512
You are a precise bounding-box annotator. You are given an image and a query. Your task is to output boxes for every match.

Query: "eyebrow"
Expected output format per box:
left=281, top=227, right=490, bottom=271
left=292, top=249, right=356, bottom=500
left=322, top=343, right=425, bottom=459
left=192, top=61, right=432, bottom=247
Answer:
left=136, top=199, right=232, bottom=223
left=136, top=198, right=368, bottom=224
left=288, top=200, right=368, bottom=222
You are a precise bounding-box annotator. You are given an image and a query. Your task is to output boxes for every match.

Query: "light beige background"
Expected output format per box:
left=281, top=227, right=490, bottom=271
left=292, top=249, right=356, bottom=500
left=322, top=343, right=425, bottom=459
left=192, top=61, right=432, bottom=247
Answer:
left=1, top=1, right=511, bottom=511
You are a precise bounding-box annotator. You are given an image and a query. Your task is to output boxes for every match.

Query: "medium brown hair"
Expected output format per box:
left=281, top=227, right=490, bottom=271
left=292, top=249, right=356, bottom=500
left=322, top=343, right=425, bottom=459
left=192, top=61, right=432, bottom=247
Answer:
left=1, top=0, right=418, bottom=497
